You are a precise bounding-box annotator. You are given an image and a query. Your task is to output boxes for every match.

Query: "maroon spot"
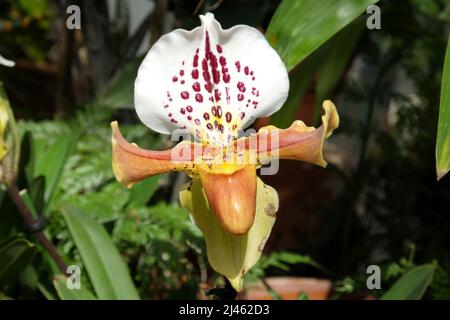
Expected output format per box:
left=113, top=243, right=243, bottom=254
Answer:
left=163, top=104, right=169, bottom=108
left=186, top=105, right=193, bottom=113
left=168, top=113, right=172, bottom=117
left=214, top=120, right=219, bottom=128
left=194, top=119, right=201, bottom=125
left=240, top=112, right=245, bottom=119
left=181, top=80, right=185, bottom=84
left=214, top=89, right=221, bottom=101
left=195, top=93, right=203, bottom=102
left=252, top=76, right=255, bottom=81
left=181, top=91, right=189, bottom=99
left=193, top=54, right=199, bottom=68
left=216, top=44, right=223, bottom=53
left=235, top=61, right=241, bottom=72
left=171, top=119, right=178, bottom=123
left=219, top=56, right=226, bottom=66
left=204, top=83, right=212, bottom=92
left=223, top=73, right=230, bottom=83
left=180, top=108, right=186, bottom=114
left=211, top=106, right=217, bottom=116
left=188, top=115, right=192, bottom=121
left=207, top=123, right=213, bottom=130
left=250, top=71, right=254, bottom=76
left=180, top=70, right=185, bottom=76
left=237, top=93, right=244, bottom=101
left=172, top=76, right=178, bottom=82
left=218, top=124, right=224, bottom=133
left=212, top=69, right=220, bottom=84
left=193, top=82, right=201, bottom=92
left=203, top=112, right=210, bottom=120
left=217, top=106, right=222, bottom=118
left=237, top=82, right=246, bottom=92
left=192, top=69, right=199, bottom=79
left=244, top=66, right=249, bottom=75
left=225, top=112, right=232, bottom=123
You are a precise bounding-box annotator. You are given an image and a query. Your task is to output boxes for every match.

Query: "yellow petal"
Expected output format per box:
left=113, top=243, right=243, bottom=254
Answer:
left=180, top=177, right=278, bottom=291
left=257, top=100, right=339, bottom=167
left=197, top=163, right=256, bottom=235
left=111, top=121, right=196, bottom=188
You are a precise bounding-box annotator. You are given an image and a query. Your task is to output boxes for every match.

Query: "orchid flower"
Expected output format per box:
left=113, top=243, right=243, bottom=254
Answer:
left=111, top=13, right=339, bottom=290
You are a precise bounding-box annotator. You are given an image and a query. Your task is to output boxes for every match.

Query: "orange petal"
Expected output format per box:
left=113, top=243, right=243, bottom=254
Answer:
left=257, top=100, right=339, bottom=167
left=198, top=164, right=256, bottom=235
left=111, top=121, right=197, bottom=188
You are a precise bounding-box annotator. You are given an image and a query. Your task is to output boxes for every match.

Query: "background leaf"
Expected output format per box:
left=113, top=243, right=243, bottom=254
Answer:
left=34, top=132, right=77, bottom=210
left=127, top=175, right=160, bottom=208
left=61, top=206, right=139, bottom=300
left=266, top=0, right=379, bottom=71
left=381, top=264, right=436, bottom=300
left=436, top=35, right=450, bottom=181
left=0, top=236, right=36, bottom=284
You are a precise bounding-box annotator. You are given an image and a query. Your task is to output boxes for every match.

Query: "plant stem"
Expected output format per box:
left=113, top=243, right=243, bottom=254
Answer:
left=7, top=184, right=67, bottom=275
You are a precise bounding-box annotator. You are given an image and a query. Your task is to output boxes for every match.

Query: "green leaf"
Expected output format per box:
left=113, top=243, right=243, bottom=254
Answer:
left=266, top=0, right=379, bottom=71
left=381, top=264, right=436, bottom=300
left=61, top=206, right=139, bottom=300
left=34, top=132, right=77, bottom=210
left=313, top=18, right=365, bottom=123
left=436, top=35, right=450, bottom=181
left=53, top=275, right=97, bottom=300
left=127, top=175, right=160, bottom=208
left=0, top=236, right=36, bottom=284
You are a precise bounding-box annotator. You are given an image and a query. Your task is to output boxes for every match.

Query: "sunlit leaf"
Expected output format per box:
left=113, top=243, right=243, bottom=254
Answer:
left=266, top=0, right=379, bottom=71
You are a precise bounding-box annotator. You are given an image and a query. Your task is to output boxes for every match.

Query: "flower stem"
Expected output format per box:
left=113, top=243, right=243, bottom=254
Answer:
left=7, top=184, right=67, bottom=275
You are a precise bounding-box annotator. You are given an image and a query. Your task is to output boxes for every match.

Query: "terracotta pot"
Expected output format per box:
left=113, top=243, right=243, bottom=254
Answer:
left=239, top=277, right=332, bottom=300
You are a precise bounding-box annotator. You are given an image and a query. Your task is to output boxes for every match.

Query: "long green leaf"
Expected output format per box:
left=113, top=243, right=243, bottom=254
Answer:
left=53, top=275, right=97, bottom=300
left=266, top=0, right=379, bottom=71
left=61, top=206, right=139, bottom=300
left=381, top=264, right=436, bottom=300
left=0, top=237, right=35, bottom=284
left=436, top=35, right=450, bottom=181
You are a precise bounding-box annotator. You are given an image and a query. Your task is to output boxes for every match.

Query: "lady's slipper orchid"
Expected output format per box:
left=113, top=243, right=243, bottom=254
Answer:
left=111, top=13, right=339, bottom=290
